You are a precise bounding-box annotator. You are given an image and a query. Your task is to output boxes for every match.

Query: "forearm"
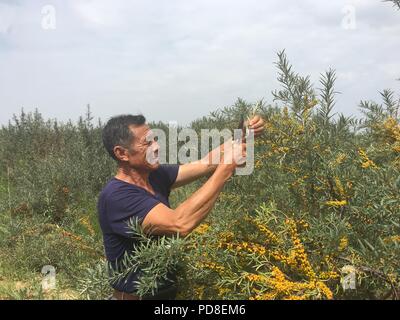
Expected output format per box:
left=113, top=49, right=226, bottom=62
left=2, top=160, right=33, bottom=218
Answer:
left=172, top=142, right=228, bottom=188
left=142, top=140, right=246, bottom=237
left=174, top=165, right=231, bottom=233
left=178, top=188, right=220, bottom=234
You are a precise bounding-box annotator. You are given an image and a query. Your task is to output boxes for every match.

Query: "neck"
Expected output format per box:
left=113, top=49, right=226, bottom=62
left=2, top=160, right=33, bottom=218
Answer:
left=115, top=165, right=152, bottom=191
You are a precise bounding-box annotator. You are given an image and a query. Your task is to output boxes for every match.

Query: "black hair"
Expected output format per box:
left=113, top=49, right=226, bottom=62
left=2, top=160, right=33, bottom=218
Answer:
left=102, top=114, right=146, bottom=161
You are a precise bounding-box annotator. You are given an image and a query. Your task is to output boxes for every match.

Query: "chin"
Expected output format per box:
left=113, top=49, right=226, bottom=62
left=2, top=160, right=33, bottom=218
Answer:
left=149, top=161, right=160, bottom=171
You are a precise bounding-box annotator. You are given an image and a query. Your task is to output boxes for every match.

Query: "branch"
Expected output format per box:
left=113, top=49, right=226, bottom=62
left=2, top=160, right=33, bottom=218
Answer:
left=336, top=256, right=399, bottom=300
left=384, top=0, right=400, bottom=10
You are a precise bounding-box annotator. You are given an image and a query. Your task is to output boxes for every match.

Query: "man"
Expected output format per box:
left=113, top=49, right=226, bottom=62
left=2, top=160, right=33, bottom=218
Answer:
left=98, top=114, right=265, bottom=300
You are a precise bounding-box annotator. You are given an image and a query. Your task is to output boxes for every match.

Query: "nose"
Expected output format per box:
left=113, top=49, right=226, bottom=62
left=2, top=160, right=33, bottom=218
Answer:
left=153, top=140, right=160, bottom=152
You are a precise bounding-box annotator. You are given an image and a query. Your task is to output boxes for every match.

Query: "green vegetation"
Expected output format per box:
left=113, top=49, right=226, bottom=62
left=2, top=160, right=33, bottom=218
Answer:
left=0, top=52, right=399, bottom=300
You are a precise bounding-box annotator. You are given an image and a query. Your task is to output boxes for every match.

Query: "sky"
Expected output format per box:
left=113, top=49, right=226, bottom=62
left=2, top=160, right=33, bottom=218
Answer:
left=0, top=0, right=399, bottom=125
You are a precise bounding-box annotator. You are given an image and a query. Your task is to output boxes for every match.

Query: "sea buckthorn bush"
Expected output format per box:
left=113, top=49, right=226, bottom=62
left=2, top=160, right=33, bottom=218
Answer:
left=177, top=52, right=400, bottom=300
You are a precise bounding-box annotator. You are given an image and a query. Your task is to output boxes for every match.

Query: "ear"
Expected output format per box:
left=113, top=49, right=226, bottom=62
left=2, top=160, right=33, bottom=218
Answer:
left=113, top=146, right=129, bottom=162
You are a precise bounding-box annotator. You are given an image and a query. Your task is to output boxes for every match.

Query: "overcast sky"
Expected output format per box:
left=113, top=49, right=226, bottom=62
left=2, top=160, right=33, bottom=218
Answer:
left=0, top=0, right=399, bottom=125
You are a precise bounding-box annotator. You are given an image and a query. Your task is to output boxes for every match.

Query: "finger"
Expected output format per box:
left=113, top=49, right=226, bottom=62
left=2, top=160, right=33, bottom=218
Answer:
left=253, top=126, right=264, bottom=133
left=248, top=121, right=263, bottom=130
left=248, top=115, right=260, bottom=126
left=247, top=126, right=264, bottom=136
left=249, top=118, right=264, bottom=129
left=236, top=154, right=247, bottom=166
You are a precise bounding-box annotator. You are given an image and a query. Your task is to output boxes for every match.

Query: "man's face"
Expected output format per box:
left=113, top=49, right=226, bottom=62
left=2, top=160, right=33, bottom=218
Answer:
left=121, top=124, right=160, bottom=171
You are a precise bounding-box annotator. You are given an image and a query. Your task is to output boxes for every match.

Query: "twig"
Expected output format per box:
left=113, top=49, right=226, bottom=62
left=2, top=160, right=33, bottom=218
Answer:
left=336, top=256, right=399, bottom=300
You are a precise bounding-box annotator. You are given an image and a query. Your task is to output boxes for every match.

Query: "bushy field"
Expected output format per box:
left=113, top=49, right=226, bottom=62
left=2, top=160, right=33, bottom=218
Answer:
left=0, top=52, right=399, bottom=300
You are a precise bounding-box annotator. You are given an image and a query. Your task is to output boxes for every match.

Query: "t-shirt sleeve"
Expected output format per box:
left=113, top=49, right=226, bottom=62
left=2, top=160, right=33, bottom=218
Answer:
left=106, top=186, right=160, bottom=237
left=158, top=164, right=180, bottom=190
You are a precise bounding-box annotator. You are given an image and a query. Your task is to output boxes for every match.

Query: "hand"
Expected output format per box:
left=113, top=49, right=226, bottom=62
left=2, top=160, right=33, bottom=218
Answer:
left=204, top=139, right=247, bottom=168
left=246, top=115, right=265, bottom=138
left=219, top=140, right=247, bottom=172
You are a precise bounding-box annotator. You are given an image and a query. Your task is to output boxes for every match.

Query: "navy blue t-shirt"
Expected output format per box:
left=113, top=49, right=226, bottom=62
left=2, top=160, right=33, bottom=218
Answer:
left=97, top=164, right=180, bottom=293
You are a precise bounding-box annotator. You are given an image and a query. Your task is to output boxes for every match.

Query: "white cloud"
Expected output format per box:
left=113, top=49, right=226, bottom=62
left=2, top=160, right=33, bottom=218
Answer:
left=0, top=0, right=399, bottom=125
left=0, top=2, right=18, bottom=34
left=72, top=0, right=125, bottom=28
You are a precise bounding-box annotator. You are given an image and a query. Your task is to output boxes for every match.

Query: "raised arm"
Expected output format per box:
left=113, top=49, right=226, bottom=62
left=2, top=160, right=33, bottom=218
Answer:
left=172, top=143, right=224, bottom=189
left=142, top=141, right=246, bottom=237
left=172, top=115, right=265, bottom=189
